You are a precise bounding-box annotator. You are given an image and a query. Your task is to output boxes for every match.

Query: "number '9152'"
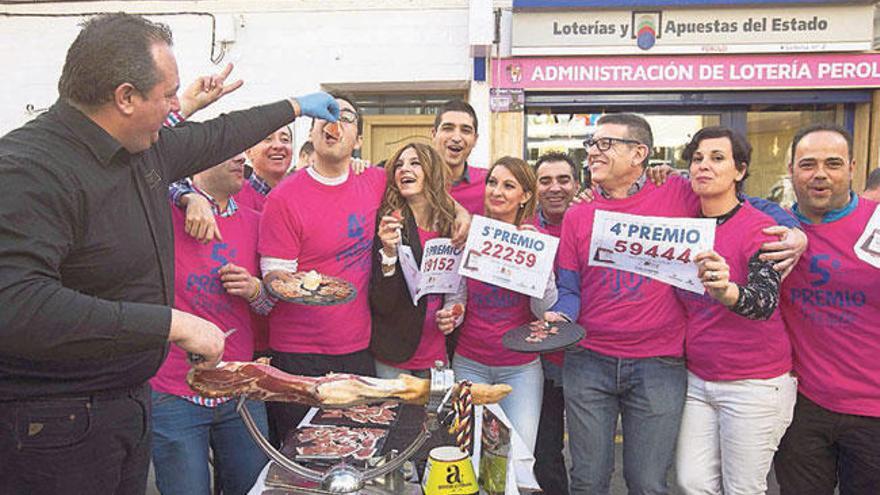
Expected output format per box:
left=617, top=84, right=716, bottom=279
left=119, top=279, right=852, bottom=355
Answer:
left=424, top=257, right=455, bottom=271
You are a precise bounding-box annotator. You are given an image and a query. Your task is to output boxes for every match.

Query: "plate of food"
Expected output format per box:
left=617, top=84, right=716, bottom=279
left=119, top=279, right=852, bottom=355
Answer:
left=502, top=320, right=585, bottom=353
left=265, top=270, right=357, bottom=306
left=309, top=401, right=400, bottom=428
left=292, top=426, right=387, bottom=462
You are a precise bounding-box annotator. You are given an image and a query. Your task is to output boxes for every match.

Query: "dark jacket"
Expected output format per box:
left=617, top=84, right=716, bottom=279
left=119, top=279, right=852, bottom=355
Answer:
left=368, top=210, right=430, bottom=364
left=0, top=99, right=293, bottom=398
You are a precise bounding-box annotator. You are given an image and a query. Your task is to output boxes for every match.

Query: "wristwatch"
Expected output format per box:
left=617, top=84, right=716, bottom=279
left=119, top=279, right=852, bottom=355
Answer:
left=379, top=249, right=397, bottom=266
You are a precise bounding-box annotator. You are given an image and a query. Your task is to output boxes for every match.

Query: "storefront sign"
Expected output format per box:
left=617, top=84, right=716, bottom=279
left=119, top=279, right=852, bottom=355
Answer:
left=588, top=210, right=715, bottom=294
left=512, top=4, right=872, bottom=55
left=459, top=215, right=559, bottom=298
left=513, top=1, right=859, bottom=6
left=495, top=53, right=880, bottom=91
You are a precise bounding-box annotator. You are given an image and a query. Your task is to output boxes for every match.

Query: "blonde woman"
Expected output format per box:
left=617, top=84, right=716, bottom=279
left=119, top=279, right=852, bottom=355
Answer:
left=451, top=156, right=557, bottom=454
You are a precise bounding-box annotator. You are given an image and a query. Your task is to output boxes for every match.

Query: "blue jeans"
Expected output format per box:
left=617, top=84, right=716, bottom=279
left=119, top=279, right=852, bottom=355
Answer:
left=374, top=360, right=432, bottom=379
left=452, top=353, right=544, bottom=453
left=535, top=359, right=570, bottom=494
left=151, top=391, right=269, bottom=495
left=563, top=347, right=686, bottom=495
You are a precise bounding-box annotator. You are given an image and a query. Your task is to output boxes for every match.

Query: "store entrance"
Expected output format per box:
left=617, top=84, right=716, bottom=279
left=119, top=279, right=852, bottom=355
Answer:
left=524, top=90, right=866, bottom=205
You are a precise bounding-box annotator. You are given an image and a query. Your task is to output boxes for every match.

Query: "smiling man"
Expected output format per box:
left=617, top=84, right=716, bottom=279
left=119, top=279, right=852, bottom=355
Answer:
left=535, top=152, right=581, bottom=237
left=0, top=13, right=337, bottom=494
left=170, top=125, right=292, bottom=219
left=258, top=94, right=387, bottom=446
left=432, top=99, right=486, bottom=213
left=150, top=152, right=272, bottom=495
left=548, top=113, right=806, bottom=495
left=775, top=124, right=880, bottom=494
left=533, top=152, right=580, bottom=495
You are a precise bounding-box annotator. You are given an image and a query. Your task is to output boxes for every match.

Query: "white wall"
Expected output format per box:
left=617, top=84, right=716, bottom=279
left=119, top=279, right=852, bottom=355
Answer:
left=0, top=0, right=490, bottom=166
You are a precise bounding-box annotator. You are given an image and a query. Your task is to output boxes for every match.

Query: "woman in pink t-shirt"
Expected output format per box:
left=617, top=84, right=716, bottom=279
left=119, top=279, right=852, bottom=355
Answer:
left=452, top=156, right=557, bottom=454
left=369, top=143, right=461, bottom=378
left=673, top=126, right=796, bottom=494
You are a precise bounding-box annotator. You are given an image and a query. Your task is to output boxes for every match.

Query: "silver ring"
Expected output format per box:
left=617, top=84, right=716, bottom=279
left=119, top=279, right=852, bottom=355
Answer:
left=708, top=272, right=718, bottom=281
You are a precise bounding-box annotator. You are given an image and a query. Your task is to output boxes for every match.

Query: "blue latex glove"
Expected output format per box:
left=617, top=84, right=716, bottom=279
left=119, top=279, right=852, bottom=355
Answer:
left=295, top=92, right=339, bottom=122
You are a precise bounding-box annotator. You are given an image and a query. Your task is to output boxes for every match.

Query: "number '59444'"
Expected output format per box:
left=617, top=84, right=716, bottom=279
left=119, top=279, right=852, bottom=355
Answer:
left=613, top=240, right=691, bottom=263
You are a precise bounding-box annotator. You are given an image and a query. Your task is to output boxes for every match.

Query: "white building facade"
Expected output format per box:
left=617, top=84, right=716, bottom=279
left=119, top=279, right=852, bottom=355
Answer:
left=0, top=0, right=498, bottom=167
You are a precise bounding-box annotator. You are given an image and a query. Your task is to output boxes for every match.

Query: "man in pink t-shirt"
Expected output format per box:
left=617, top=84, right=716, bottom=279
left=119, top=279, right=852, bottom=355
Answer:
left=776, top=124, right=880, bottom=494
left=258, top=94, right=386, bottom=446
left=532, top=151, right=581, bottom=495
left=151, top=153, right=273, bottom=495
left=432, top=99, right=488, bottom=214
left=546, top=114, right=806, bottom=495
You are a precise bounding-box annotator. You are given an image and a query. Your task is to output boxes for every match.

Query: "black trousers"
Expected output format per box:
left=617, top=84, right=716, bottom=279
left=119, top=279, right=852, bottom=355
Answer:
left=534, top=377, right=570, bottom=495
left=775, top=393, right=880, bottom=495
left=265, top=348, right=375, bottom=447
left=0, top=384, right=152, bottom=495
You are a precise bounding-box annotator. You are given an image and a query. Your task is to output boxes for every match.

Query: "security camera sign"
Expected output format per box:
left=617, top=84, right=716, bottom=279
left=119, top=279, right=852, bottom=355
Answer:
left=588, top=210, right=716, bottom=294
left=459, top=215, right=559, bottom=298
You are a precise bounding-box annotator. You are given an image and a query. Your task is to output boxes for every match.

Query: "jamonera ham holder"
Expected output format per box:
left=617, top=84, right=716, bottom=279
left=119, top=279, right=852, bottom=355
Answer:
left=186, top=358, right=511, bottom=407
left=186, top=359, right=511, bottom=493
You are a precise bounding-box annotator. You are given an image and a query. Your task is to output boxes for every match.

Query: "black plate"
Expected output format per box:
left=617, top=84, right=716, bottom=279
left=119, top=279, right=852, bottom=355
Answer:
left=502, top=321, right=585, bottom=353
left=264, top=271, right=357, bottom=306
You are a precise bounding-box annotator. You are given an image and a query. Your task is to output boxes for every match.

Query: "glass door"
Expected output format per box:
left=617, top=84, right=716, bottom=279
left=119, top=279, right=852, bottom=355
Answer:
left=524, top=90, right=860, bottom=203
left=525, top=111, right=722, bottom=183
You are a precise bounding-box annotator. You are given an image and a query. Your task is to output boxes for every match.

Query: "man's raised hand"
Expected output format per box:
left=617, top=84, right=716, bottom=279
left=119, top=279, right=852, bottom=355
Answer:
left=179, top=63, right=244, bottom=118
left=293, top=92, right=340, bottom=121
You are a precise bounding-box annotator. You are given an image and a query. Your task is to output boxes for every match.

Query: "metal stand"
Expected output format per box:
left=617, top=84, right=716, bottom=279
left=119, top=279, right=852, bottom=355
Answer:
left=238, top=362, right=457, bottom=494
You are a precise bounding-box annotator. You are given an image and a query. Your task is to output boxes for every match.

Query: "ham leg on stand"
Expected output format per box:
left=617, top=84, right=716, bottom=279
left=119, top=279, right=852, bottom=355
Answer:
left=187, top=358, right=511, bottom=407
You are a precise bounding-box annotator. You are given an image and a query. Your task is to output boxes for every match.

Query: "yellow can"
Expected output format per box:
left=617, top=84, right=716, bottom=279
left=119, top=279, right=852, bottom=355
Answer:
left=422, top=446, right=479, bottom=495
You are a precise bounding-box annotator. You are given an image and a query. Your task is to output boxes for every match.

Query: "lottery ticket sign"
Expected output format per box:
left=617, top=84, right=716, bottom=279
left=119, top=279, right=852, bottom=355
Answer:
left=459, top=215, right=559, bottom=298
left=854, top=204, right=880, bottom=269
left=399, top=238, right=463, bottom=305
left=588, top=210, right=716, bottom=294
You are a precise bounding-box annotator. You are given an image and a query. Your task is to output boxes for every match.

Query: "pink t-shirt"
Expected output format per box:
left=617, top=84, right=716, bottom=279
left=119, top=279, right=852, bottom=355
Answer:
left=533, top=213, right=564, bottom=366
left=236, top=179, right=267, bottom=212
left=556, top=176, right=699, bottom=358
left=259, top=167, right=386, bottom=354
left=782, top=198, right=880, bottom=417
left=456, top=223, right=549, bottom=367
left=150, top=206, right=261, bottom=397
left=451, top=165, right=488, bottom=215
left=383, top=228, right=447, bottom=370
left=676, top=202, right=791, bottom=381
left=456, top=278, right=537, bottom=367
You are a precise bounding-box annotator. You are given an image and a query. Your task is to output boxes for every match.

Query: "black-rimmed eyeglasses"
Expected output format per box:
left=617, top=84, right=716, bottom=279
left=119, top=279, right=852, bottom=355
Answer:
left=338, top=109, right=359, bottom=124
left=583, top=136, right=641, bottom=151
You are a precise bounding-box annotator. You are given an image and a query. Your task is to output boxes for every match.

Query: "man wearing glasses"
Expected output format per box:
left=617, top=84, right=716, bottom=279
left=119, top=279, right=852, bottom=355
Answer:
left=254, top=94, right=384, bottom=445
left=546, top=113, right=805, bottom=495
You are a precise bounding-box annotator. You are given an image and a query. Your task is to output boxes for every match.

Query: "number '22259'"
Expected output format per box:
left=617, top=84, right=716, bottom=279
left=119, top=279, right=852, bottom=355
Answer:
left=480, top=241, right=537, bottom=267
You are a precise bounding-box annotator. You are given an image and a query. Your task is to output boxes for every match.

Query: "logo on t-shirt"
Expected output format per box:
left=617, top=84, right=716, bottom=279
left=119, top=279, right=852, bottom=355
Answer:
left=210, top=243, right=238, bottom=274
left=788, top=254, right=866, bottom=327
left=336, top=213, right=372, bottom=271
left=598, top=268, right=646, bottom=301
left=472, top=285, right=523, bottom=309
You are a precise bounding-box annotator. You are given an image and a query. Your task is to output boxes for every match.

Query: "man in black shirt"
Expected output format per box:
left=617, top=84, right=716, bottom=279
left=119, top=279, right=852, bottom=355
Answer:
left=0, top=13, right=338, bottom=495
